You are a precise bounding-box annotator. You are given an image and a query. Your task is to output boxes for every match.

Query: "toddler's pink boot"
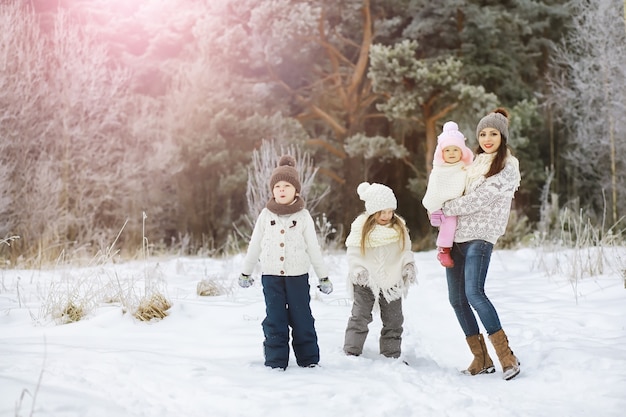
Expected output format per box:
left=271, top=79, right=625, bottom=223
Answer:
left=437, top=247, right=454, bottom=268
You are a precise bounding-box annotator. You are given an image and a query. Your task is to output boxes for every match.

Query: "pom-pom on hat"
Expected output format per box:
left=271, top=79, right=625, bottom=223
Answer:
left=357, top=182, right=397, bottom=215
left=270, top=155, right=301, bottom=194
left=434, top=121, right=474, bottom=166
left=476, top=107, right=510, bottom=142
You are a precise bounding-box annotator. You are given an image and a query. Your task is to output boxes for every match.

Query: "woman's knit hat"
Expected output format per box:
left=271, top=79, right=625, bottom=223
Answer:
left=357, top=182, right=397, bottom=215
left=270, top=155, right=301, bottom=193
left=434, top=121, right=474, bottom=165
left=476, top=107, right=509, bottom=141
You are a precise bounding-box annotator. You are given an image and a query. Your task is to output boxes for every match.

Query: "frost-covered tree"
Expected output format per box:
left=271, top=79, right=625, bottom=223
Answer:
left=0, top=1, right=173, bottom=262
left=191, top=0, right=417, bottom=228
left=7, top=0, right=574, bottom=253
left=368, top=39, right=497, bottom=173
left=160, top=42, right=312, bottom=252
left=398, top=0, right=568, bottom=103
left=243, top=140, right=329, bottom=240
left=548, top=0, right=626, bottom=224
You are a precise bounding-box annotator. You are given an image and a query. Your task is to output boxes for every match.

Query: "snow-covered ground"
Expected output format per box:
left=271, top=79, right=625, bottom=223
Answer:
left=1, top=248, right=625, bottom=417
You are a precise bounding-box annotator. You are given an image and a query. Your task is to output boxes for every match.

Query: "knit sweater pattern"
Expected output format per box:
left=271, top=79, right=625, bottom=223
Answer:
left=242, top=208, right=328, bottom=278
left=442, top=155, right=521, bottom=245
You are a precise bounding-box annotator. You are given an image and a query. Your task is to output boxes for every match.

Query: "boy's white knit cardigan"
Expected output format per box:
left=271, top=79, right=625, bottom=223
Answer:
left=242, top=208, right=328, bottom=279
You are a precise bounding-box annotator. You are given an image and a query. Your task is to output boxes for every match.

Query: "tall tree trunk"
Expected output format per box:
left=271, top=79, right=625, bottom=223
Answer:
left=422, top=99, right=458, bottom=174
left=602, top=63, right=617, bottom=225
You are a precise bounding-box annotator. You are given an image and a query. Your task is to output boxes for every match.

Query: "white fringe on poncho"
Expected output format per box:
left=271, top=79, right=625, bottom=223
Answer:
left=345, top=214, right=415, bottom=305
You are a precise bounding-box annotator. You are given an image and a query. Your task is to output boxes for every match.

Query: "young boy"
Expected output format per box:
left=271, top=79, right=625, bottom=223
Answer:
left=240, top=155, right=332, bottom=370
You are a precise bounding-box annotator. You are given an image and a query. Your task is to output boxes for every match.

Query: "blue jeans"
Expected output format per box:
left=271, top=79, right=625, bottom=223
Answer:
left=445, top=240, right=502, bottom=336
left=261, top=274, right=319, bottom=369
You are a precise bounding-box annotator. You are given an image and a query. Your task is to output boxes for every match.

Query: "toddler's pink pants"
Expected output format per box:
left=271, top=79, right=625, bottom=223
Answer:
left=436, top=215, right=457, bottom=248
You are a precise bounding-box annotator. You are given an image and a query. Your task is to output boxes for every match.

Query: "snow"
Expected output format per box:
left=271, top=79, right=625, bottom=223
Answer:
left=1, top=248, right=625, bottom=417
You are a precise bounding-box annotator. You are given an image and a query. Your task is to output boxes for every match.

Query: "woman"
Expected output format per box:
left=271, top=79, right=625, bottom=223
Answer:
left=432, top=108, right=521, bottom=380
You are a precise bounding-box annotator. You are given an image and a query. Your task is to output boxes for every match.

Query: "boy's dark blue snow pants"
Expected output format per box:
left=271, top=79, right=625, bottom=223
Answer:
left=261, top=274, right=320, bottom=369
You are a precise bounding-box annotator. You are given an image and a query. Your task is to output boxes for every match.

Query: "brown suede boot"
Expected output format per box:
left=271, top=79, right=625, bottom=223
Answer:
left=462, top=334, right=495, bottom=375
left=489, top=329, right=521, bottom=380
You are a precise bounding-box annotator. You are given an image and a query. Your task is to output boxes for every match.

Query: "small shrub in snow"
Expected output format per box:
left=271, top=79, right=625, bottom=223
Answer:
left=134, top=292, right=171, bottom=321
left=315, top=213, right=343, bottom=251
left=196, top=278, right=227, bottom=296
left=59, top=301, right=85, bottom=324
left=40, top=277, right=96, bottom=325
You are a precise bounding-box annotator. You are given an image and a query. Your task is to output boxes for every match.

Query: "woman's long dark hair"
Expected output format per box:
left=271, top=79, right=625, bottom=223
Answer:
left=475, top=107, right=510, bottom=178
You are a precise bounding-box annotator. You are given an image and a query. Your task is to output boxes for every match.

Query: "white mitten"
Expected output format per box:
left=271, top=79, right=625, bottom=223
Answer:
left=402, top=263, right=417, bottom=284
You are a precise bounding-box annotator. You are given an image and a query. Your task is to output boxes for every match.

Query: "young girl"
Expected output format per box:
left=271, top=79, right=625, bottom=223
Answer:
left=422, top=121, right=474, bottom=268
left=240, top=155, right=333, bottom=370
left=343, top=182, right=416, bottom=359
left=437, top=108, right=521, bottom=380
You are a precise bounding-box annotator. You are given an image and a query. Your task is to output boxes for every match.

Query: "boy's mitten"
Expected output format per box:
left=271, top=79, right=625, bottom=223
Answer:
left=317, top=277, right=333, bottom=294
left=238, top=273, right=254, bottom=288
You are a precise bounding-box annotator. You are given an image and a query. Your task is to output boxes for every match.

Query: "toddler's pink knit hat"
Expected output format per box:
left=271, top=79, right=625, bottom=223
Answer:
left=434, top=121, right=474, bottom=166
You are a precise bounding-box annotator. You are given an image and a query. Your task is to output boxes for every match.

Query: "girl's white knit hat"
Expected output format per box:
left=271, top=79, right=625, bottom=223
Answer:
left=434, top=121, right=474, bottom=166
left=357, top=182, right=397, bottom=215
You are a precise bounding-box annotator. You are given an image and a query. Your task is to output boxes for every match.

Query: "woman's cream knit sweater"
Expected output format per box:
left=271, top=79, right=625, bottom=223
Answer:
left=442, top=153, right=521, bottom=245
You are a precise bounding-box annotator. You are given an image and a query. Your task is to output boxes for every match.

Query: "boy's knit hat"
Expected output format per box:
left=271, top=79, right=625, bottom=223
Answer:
left=434, top=121, right=474, bottom=165
left=476, top=108, right=509, bottom=141
left=270, top=155, right=301, bottom=193
left=357, top=182, right=397, bottom=215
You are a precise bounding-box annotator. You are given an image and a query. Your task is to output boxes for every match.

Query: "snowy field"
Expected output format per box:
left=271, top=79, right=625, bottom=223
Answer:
left=1, top=247, right=625, bottom=417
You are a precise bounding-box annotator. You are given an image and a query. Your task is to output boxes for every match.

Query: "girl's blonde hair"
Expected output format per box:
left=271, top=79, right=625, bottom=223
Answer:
left=360, top=212, right=408, bottom=255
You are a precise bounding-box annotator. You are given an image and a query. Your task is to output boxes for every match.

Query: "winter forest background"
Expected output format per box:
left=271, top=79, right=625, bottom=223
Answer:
left=1, top=0, right=626, bottom=265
